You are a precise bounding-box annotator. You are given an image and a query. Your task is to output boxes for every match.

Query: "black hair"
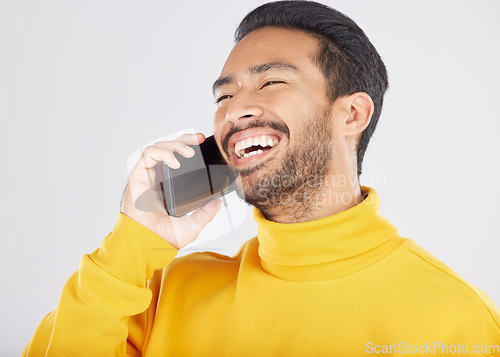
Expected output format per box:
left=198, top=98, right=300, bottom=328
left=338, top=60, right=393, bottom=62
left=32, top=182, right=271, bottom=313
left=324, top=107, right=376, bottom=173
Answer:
left=235, top=0, right=389, bottom=177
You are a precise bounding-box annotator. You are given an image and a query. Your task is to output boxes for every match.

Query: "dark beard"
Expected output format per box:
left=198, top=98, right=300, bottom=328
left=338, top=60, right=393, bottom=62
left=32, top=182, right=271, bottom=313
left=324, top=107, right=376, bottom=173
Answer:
left=236, top=107, right=334, bottom=222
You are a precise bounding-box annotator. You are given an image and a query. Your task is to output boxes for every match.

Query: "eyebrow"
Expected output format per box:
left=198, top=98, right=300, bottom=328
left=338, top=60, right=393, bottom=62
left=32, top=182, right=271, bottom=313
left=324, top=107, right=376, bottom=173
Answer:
left=212, top=61, right=298, bottom=96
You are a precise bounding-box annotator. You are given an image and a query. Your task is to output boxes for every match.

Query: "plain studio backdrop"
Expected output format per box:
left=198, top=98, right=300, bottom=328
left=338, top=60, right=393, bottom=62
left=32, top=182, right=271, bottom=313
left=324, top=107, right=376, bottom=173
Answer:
left=1, top=0, right=499, bottom=355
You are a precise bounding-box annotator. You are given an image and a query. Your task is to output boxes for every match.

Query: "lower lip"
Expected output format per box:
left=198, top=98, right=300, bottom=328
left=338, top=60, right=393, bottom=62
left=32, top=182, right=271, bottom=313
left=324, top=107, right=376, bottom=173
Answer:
left=232, top=145, right=278, bottom=168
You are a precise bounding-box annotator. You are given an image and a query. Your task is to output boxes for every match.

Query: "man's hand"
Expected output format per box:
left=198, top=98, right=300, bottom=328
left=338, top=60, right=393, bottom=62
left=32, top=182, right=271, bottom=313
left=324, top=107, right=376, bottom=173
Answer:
left=121, top=133, right=222, bottom=250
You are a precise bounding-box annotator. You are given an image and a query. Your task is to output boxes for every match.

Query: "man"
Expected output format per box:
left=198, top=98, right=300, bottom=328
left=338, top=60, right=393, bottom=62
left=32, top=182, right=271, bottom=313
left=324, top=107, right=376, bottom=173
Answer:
left=23, top=1, right=500, bottom=356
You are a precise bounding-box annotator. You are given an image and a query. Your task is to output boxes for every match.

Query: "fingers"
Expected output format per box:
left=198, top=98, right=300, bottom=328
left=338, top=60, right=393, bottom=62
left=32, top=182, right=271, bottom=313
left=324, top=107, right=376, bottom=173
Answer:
left=153, top=140, right=195, bottom=162
left=122, top=133, right=219, bottom=248
left=134, top=133, right=204, bottom=171
left=138, top=146, right=180, bottom=170
left=128, top=133, right=207, bottom=209
left=177, top=132, right=205, bottom=145
left=189, top=198, right=223, bottom=234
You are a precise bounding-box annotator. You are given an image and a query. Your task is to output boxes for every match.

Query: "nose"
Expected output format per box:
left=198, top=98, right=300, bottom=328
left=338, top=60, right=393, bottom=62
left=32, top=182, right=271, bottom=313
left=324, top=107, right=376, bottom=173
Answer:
left=224, top=90, right=264, bottom=126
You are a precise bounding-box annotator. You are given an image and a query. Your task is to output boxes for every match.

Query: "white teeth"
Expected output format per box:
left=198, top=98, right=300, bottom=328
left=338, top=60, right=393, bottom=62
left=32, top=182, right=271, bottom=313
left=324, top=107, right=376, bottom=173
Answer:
left=234, top=135, right=281, bottom=158
left=242, top=149, right=263, bottom=158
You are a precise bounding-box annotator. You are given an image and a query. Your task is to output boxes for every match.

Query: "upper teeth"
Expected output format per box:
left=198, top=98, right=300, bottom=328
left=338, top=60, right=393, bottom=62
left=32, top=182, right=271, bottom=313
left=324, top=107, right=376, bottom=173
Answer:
left=235, top=135, right=279, bottom=158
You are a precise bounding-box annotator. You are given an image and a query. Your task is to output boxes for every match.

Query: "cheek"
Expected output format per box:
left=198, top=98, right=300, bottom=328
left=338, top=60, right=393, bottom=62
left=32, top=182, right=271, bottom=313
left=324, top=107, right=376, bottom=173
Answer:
left=212, top=109, right=230, bottom=155
left=213, top=108, right=226, bottom=130
left=266, top=92, right=313, bottom=142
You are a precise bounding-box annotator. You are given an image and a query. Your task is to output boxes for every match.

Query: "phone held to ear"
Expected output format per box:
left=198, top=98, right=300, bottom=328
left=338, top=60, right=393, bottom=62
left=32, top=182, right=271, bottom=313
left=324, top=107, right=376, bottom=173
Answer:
left=135, top=135, right=238, bottom=217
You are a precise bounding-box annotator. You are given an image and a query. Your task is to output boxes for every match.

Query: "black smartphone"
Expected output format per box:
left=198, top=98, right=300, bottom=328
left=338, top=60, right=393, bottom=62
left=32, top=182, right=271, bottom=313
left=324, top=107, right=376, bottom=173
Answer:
left=135, top=135, right=238, bottom=217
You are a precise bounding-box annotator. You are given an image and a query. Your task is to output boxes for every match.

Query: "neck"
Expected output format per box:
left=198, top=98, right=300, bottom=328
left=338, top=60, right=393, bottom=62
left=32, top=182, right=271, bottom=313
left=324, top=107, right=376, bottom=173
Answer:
left=257, top=173, right=364, bottom=224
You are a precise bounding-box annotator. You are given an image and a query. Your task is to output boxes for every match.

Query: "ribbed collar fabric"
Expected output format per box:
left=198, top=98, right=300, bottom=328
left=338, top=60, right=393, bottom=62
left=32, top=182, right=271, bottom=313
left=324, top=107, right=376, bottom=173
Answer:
left=252, top=186, right=404, bottom=281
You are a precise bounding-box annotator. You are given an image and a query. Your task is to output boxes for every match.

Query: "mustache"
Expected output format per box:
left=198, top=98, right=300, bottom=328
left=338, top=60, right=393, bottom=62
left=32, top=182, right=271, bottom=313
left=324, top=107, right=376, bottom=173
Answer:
left=221, top=119, right=290, bottom=156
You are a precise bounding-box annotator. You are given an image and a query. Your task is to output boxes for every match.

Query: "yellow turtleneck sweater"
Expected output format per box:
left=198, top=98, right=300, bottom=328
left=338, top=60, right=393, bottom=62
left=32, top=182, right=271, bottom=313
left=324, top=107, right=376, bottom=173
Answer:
left=23, top=186, right=500, bottom=356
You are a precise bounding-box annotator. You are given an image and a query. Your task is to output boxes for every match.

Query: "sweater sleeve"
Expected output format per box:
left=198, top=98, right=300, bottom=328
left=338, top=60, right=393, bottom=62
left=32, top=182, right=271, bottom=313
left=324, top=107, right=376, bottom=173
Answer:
left=21, top=212, right=178, bottom=357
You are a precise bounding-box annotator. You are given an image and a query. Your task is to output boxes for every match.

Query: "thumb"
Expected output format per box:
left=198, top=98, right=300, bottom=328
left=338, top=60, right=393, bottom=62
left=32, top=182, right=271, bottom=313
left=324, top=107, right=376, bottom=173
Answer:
left=189, top=198, right=223, bottom=233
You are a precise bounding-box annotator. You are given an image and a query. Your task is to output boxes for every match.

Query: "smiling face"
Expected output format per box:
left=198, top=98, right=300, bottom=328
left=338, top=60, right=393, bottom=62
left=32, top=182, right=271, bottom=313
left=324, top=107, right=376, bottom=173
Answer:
left=213, top=27, right=345, bottom=221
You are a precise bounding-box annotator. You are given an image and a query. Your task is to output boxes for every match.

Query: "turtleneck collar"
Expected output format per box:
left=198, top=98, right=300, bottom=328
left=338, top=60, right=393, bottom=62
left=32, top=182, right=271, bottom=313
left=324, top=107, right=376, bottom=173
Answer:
left=252, top=186, right=405, bottom=281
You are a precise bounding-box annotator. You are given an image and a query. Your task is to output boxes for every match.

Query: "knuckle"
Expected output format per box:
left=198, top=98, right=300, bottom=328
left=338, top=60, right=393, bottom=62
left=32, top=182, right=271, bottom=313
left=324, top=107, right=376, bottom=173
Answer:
left=176, top=141, right=189, bottom=149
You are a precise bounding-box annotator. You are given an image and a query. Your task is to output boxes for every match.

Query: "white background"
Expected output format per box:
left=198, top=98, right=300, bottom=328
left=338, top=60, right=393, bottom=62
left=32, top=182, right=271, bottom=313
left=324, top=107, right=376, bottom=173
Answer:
left=1, top=0, right=499, bottom=355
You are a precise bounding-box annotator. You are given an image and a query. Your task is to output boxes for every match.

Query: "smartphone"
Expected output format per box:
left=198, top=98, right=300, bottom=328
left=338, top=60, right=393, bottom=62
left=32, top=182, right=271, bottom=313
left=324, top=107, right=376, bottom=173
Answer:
left=135, top=135, right=238, bottom=217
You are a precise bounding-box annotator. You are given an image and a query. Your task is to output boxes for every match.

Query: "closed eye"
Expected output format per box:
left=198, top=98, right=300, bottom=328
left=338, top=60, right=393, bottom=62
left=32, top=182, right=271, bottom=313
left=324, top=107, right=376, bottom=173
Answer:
left=261, top=80, right=286, bottom=89
left=215, top=94, right=233, bottom=104
left=215, top=81, right=286, bottom=104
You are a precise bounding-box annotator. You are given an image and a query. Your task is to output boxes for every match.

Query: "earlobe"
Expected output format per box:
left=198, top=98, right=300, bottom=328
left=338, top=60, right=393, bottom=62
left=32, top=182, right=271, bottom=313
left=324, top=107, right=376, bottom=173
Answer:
left=343, top=92, right=374, bottom=136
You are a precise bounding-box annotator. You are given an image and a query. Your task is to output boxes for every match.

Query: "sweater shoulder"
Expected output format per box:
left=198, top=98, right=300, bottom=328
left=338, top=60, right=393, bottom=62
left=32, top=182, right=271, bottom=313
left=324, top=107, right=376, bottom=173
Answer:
left=400, top=239, right=500, bottom=329
left=156, top=237, right=257, bottom=284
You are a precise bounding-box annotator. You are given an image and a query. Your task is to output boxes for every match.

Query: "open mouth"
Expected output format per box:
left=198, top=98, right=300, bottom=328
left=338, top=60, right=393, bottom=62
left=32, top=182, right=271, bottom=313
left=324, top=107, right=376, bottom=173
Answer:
left=232, top=134, right=281, bottom=166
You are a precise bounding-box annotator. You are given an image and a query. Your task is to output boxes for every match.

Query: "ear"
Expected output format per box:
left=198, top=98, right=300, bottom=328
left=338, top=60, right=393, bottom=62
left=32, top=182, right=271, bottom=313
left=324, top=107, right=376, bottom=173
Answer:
left=341, top=92, right=374, bottom=137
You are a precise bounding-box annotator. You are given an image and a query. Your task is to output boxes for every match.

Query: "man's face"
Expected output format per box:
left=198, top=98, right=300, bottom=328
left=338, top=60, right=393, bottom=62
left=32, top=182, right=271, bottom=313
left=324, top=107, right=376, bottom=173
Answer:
left=213, top=27, right=336, bottom=221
